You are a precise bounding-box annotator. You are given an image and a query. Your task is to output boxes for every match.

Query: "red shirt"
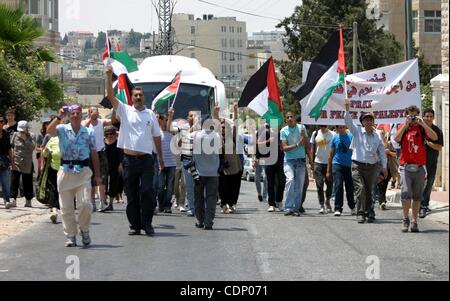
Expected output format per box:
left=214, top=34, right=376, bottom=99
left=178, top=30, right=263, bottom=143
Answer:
left=399, top=125, right=427, bottom=166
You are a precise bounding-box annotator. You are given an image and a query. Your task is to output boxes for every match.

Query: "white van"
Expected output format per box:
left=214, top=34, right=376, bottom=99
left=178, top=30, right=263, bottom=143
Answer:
left=127, top=55, right=227, bottom=120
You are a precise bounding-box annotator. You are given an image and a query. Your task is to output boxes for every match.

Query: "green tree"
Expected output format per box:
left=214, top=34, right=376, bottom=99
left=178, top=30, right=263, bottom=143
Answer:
left=128, top=29, right=143, bottom=48
left=61, top=33, right=69, bottom=45
left=276, top=0, right=403, bottom=115
left=0, top=4, right=64, bottom=120
left=96, top=31, right=106, bottom=50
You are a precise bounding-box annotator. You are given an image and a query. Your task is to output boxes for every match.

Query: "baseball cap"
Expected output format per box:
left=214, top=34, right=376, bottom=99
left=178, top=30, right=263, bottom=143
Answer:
left=17, top=120, right=29, bottom=132
left=359, top=112, right=375, bottom=124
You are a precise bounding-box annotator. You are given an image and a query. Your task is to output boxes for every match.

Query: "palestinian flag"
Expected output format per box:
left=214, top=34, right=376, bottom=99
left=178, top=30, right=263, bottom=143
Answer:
left=151, top=71, right=182, bottom=113
left=116, top=74, right=134, bottom=105
left=293, top=28, right=346, bottom=121
left=238, top=57, right=283, bottom=127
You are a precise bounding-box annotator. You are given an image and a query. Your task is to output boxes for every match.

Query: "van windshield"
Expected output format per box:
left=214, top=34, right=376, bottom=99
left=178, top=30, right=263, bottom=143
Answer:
left=139, top=82, right=215, bottom=120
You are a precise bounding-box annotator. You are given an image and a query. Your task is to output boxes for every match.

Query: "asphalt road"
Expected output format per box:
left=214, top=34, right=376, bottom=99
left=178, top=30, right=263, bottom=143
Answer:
left=0, top=181, right=448, bottom=281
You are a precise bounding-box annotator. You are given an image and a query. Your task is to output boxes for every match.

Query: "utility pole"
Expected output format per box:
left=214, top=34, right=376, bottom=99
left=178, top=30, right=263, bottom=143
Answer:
left=405, top=0, right=414, bottom=60
left=353, top=22, right=358, bottom=73
left=153, top=0, right=175, bottom=55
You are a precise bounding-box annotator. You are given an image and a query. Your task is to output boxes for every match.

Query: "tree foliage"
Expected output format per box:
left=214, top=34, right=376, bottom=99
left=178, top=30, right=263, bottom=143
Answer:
left=0, top=4, right=64, bottom=120
left=276, top=0, right=403, bottom=115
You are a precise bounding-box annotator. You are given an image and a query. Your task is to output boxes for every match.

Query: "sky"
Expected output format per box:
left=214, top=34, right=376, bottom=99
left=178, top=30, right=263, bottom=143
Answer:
left=58, top=0, right=300, bottom=37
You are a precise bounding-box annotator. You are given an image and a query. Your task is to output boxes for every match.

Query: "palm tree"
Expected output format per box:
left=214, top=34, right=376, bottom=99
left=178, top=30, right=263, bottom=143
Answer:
left=0, top=4, right=56, bottom=63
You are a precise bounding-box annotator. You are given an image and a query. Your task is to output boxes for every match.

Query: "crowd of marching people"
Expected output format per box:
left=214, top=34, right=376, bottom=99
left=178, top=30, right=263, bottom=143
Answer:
left=0, top=66, right=444, bottom=247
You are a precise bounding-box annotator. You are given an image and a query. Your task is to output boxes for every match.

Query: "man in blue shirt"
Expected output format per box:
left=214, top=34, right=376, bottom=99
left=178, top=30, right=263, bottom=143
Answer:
left=280, top=112, right=308, bottom=216
left=327, top=125, right=356, bottom=216
left=47, top=104, right=101, bottom=247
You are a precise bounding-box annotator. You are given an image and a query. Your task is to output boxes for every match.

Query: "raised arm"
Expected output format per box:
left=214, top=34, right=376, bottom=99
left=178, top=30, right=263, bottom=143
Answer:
left=344, top=99, right=357, bottom=135
left=106, top=66, right=119, bottom=111
left=47, top=108, right=65, bottom=137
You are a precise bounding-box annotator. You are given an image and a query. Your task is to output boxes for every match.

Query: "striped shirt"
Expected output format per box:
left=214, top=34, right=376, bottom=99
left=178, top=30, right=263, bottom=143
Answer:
left=161, top=131, right=176, bottom=167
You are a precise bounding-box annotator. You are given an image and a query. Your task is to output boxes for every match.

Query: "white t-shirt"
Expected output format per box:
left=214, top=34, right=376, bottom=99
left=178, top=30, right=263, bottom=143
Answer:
left=311, top=129, right=335, bottom=164
left=88, top=119, right=105, bottom=152
left=116, top=102, right=162, bottom=155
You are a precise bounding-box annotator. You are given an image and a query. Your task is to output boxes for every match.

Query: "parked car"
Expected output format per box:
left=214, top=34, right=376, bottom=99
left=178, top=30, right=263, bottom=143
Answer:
left=242, top=157, right=256, bottom=182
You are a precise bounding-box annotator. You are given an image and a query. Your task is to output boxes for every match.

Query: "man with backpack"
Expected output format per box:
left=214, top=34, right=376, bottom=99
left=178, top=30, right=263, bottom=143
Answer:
left=394, top=105, right=437, bottom=233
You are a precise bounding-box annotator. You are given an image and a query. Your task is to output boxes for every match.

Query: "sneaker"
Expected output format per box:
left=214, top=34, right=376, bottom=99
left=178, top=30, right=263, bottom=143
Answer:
left=426, top=208, right=432, bottom=213
left=80, top=231, right=91, bottom=246
left=5, top=202, right=12, bottom=209
left=128, top=229, right=141, bottom=236
left=64, top=236, right=77, bottom=247
left=367, top=216, right=375, bottom=223
left=419, top=208, right=427, bottom=218
left=276, top=202, right=283, bottom=211
left=221, top=206, right=228, bottom=214
left=267, top=206, right=275, bottom=212
left=195, top=222, right=204, bottom=229
left=164, top=208, right=172, bottom=214
left=258, top=195, right=263, bottom=202
left=186, top=210, right=194, bottom=217
left=24, top=199, right=32, bottom=208
left=410, top=222, right=419, bottom=233
left=105, top=204, right=114, bottom=211
left=325, top=199, right=332, bottom=213
left=144, top=225, right=155, bottom=236
left=98, top=201, right=109, bottom=212
left=229, top=206, right=236, bottom=214
left=284, top=210, right=294, bottom=216
left=319, top=206, right=325, bottom=214
left=334, top=210, right=342, bottom=216
left=299, top=206, right=305, bottom=213
left=179, top=206, right=187, bottom=212
left=380, top=203, right=387, bottom=210
left=401, top=218, right=410, bottom=233
left=10, top=200, right=17, bottom=208
left=351, top=208, right=357, bottom=216
left=50, top=213, right=57, bottom=224
left=204, top=225, right=213, bottom=230
left=293, top=211, right=301, bottom=217
left=357, top=215, right=366, bottom=224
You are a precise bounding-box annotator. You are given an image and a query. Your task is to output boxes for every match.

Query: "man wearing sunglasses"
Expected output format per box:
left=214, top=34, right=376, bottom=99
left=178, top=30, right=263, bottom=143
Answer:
left=47, top=104, right=101, bottom=247
left=106, top=66, right=164, bottom=237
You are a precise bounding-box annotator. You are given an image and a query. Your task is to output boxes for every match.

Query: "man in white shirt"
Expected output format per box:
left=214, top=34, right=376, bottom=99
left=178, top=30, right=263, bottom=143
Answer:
left=106, top=66, right=164, bottom=236
left=311, top=125, right=335, bottom=214
left=82, top=107, right=112, bottom=212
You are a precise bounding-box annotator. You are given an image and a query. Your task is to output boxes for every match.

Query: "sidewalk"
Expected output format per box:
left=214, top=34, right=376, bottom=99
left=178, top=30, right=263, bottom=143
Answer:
left=386, top=189, right=449, bottom=225
left=0, top=198, right=51, bottom=244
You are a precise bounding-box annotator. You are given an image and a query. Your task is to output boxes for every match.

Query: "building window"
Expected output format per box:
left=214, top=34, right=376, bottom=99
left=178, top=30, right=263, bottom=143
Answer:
left=424, top=10, right=441, bottom=33
left=412, top=10, right=418, bottom=33
left=230, top=39, right=235, bottom=48
left=222, top=65, right=227, bottom=74
left=191, top=40, right=195, bottom=46
left=191, top=26, right=196, bottom=34
left=222, top=39, right=227, bottom=48
left=30, top=0, right=40, bottom=14
left=431, top=64, right=442, bottom=77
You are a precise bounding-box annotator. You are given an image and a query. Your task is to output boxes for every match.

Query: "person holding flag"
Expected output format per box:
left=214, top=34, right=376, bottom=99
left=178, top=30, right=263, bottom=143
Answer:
left=106, top=65, right=164, bottom=237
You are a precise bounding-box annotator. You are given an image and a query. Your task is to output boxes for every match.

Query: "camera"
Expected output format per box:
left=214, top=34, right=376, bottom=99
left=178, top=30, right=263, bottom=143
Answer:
left=63, top=106, right=70, bottom=113
left=410, top=115, right=416, bottom=121
left=183, top=159, right=200, bottom=184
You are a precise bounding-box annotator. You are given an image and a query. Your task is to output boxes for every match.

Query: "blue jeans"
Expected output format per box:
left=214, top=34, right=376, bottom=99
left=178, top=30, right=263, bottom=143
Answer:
left=0, top=169, right=10, bottom=204
left=332, top=164, right=355, bottom=211
left=255, top=163, right=267, bottom=199
left=123, top=154, right=156, bottom=230
left=283, top=159, right=306, bottom=211
left=158, top=167, right=176, bottom=210
left=182, top=163, right=195, bottom=211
